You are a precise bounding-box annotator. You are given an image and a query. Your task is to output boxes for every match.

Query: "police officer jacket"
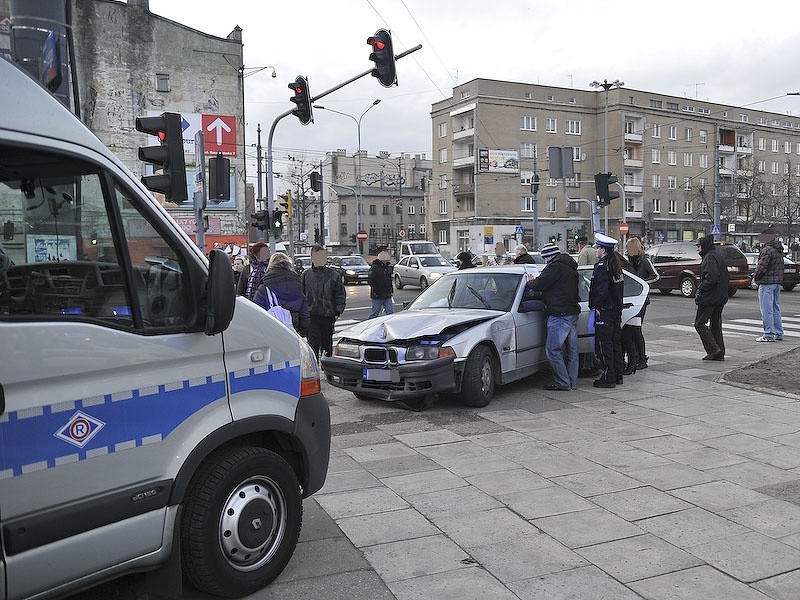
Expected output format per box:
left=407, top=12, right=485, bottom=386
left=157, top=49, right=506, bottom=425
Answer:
left=589, top=254, right=624, bottom=312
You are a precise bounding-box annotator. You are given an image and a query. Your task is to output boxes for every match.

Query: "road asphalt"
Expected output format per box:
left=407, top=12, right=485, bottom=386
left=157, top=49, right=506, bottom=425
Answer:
left=181, top=313, right=800, bottom=600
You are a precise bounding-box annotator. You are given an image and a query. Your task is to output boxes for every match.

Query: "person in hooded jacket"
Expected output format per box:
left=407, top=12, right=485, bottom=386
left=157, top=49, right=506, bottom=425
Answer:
left=525, top=243, right=580, bottom=391
left=368, top=250, right=394, bottom=318
left=694, top=235, right=729, bottom=360
left=753, top=226, right=784, bottom=342
left=456, top=250, right=477, bottom=269
left=253, top=252, right=310, bottom=336
left=302, top=245, right=346, bottom=360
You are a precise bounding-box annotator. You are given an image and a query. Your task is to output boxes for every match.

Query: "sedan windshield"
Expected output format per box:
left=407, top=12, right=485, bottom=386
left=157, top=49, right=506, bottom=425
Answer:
left=420, top=256, right=450, bottom=267
left=410, top=272, right=521, bottom=311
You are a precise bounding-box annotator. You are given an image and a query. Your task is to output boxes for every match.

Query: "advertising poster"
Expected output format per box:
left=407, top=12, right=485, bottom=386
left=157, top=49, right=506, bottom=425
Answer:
left=479, top=149, right=520, bottom=173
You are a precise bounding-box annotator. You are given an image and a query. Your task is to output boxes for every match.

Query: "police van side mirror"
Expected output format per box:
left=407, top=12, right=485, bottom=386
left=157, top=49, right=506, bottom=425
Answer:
left=205, top=249, right=235, bottom=335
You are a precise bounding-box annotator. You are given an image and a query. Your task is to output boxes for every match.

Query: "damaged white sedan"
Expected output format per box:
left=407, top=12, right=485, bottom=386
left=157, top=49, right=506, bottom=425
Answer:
left=321, top=265, right=649, bottom=407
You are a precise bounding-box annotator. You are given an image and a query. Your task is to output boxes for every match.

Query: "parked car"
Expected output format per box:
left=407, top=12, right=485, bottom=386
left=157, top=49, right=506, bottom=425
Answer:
left=744, top=253, right=800, bottom=291
left=393, top=254, right=457, bottom=289
left=321, top=265, right=649, bottom=407
left=293, top=254, right=312, bottom=274
left=329, top=255, right=371, bottom=284
left=646, top=241, right=750, bottom=298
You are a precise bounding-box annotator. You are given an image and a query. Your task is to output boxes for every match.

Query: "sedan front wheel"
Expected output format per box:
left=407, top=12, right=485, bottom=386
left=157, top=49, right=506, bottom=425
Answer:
left=461, top=345, right=495, bottom=408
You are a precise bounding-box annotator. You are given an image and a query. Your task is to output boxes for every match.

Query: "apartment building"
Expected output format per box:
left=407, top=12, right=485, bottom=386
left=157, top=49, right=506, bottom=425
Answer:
left=320, top=150, right=431, bottom=255
left=430, top=78, right=800, bottom=257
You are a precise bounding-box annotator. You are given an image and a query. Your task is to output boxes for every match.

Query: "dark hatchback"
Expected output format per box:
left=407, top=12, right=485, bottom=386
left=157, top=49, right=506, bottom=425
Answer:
left=744, top=253, right=800, bottom=292
left=646, top=241, right=750, bottom=298
left=330, top=255, right=371, bottom=284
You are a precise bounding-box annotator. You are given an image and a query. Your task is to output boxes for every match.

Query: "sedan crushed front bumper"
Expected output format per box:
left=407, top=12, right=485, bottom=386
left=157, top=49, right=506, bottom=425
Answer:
left=320, top=355, right=457, bottom=400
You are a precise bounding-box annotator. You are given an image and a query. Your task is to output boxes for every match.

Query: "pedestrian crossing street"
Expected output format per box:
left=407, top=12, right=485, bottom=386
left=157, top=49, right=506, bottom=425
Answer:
left=661, top=314, right=800, bottom=339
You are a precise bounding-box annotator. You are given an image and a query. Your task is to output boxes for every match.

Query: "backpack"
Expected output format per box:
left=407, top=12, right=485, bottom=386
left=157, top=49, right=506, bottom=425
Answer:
left=260, top=286, right=294, bottom=328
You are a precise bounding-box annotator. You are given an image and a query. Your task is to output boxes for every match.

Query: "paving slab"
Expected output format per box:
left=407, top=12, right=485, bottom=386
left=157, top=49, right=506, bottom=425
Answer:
left=532, top=507, right=644, bottom=549
left=637, top=507, right=750, bottom=548
left=629, top=565, right=772, bottom=600
left=388, top=567, right=518, bottom=600
left=361, top=534, right=470, bottom=583
left=591, top=486, right=692, bottom=521
left=336, top=508, right=439, bottom=548
left=433, top=507, right=538, bottom=549
left=752, top=569, right=800, bottom=600
left=508, top=565, right=642, bottom=600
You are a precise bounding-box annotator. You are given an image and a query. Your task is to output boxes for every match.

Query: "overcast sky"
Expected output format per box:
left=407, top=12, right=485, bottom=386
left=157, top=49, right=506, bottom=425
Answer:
left=148, top=0, right=800, bottom=184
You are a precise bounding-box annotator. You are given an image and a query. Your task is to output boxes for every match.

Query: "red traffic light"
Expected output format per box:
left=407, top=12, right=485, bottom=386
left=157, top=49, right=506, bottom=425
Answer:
left=367, top=28, right=397, bottom=88
left=288, top=76, right=313, bottom=125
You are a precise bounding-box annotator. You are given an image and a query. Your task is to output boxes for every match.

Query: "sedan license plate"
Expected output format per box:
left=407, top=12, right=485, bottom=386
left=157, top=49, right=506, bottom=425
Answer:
left=785, top=268, right=796, bottom=274
left=363, top=368, right=396, bottom=382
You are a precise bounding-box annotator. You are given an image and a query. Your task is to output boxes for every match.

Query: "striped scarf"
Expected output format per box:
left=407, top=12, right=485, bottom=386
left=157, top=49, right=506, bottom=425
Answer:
left=245, top=261, right=269, bottom=300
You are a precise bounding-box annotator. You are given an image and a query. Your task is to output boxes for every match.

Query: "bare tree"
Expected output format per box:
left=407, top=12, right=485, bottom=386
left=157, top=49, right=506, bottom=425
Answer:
left=776, top=158, right=800, bottom=247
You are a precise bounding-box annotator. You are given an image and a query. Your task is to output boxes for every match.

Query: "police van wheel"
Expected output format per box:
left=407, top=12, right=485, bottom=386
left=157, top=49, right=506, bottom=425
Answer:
left=181, top=446, right=302, bottom=597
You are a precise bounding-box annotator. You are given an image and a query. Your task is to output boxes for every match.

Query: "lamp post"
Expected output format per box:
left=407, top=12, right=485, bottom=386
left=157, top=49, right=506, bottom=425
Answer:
left=313, top=99, right=381, bottom=254
left=590, top=78, right=624, bottom=235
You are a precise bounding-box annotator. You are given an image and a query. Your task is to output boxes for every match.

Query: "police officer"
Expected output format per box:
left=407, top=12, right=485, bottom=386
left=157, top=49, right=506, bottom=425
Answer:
left=589, top=234, right=625, bottom=388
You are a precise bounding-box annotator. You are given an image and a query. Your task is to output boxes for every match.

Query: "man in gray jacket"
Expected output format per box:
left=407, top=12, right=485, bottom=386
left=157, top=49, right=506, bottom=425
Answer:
left=302, top=245, right=346, bottom=360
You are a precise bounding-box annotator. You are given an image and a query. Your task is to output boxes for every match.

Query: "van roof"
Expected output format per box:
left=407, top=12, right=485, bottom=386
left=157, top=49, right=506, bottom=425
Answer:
left=0, top=59, right=111, bottom=159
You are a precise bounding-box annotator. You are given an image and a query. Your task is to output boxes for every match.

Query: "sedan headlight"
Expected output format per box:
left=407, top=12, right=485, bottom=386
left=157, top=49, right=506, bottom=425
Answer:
left=335, top=342, right=360, bottom=359
left=429, top=272, right=443, bottom=280
left=406, top=343, right=455, bottom=360
left=345, top=269, right=357, bottom=276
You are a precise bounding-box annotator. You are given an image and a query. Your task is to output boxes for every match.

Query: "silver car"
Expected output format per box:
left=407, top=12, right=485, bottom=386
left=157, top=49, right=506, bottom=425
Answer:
left=322, top=265, right=649, bottom=407
left=393, top=254, right=457, bottom=289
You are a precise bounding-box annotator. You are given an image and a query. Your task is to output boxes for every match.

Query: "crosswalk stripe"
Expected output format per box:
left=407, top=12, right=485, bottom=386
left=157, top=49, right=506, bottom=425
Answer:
left=660, top=324, right=753, bottom=338
left=661, top=313, right=800, bottom=339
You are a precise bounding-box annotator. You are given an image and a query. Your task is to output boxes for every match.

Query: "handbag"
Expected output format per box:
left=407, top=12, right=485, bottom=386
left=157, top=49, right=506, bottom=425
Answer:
left=261, top=286, right=294, bottom=329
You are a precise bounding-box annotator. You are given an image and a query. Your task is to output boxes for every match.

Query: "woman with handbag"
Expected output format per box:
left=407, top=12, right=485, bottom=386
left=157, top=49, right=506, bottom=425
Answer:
left=253, top=252, right=310, bottom=336
left=622, top=237, right=659, bottom=373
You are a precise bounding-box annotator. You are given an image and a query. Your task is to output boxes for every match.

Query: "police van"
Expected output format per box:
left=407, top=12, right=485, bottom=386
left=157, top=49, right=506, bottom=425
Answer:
left=0, top=59, right=330, bottom=599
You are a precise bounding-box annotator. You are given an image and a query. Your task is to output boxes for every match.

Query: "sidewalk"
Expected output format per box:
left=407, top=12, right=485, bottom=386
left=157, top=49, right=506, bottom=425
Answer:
left=222, top=317, right=800, bottom=600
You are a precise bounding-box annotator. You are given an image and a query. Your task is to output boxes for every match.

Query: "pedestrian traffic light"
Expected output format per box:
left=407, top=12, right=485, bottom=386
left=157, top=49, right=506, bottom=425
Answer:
left=367, top=28, right=397, bottom=88
left=135, top=112, right=187, bottom=203
left=208, top=152, right=230, bottom=203
left=594, top=172, right=620, bottom=207
left=272, top=209, right=284, bottom=232
left=309, top=171, right=322, bottom=193
left=250, top=210, right=268, bottom=230
left=288, top=76, right=313, bottom=125
left=278, top=192, right=292, bottom=218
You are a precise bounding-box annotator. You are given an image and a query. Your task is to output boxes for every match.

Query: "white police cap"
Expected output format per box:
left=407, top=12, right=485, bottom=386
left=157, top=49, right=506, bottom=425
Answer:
left=594, top=233, right=618, bottom=248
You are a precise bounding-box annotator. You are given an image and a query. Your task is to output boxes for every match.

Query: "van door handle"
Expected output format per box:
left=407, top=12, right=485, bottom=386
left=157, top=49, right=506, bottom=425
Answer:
left=250, top=351, right=265, bottom=363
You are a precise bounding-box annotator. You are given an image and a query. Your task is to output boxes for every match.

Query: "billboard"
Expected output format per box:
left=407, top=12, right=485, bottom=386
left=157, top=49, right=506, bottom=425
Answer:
left=479, top=149, right=520, bottom=174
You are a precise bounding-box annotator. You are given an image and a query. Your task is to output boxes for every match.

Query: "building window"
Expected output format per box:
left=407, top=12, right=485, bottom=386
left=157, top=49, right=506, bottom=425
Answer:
left=699, top=130, right=708, bottom=144
left=668, top=151, right=677, bottom=165
left=419, top=204, right=425, bottom=214
left=565, top=174, right=581, bottom=188
left=438, top=229, right=447, bottom=244
left=521, top=196, right=535, bottom=212
left=652, top=198, right=660, bottom=213
left=546, top=197, right=557, bottom=212
left=420, top=224, right=427, bottom=235
left=684, top=200, right=693, bottom=214
left=565, top=120, right=581, bottom=135
left=758, top=137, right=766, bottom=151
left=438, top=122, right=447, bottom=138
left=652, top=149, right=661, bottom=164
left=439, top=174, right=447, bottom=189
left=698, top=107, right=711, bottom=114
left=382, top=205, right=389, bottom=215
left=669, top=125, right=677, bottom=140
left=457, top=229, right=469, bottom=250
left=650, top=99, right=663, bottom=108
left=685, top=128, right=693, bottom=141
left=567, top=201, right=581, bottom=213
left=407, top=224, right=415, bottom=235
left=520, top=116, right=536, bottom=131
left=700, top=154, right=708, bottom=168
left=368, top=204, right=376, bottom=215
left=524, top=92, right=532, bottom=99
left=684, top=177, right=692, bottom=191
left=683, top=153, right=693, bottom=167
left=682, top=105, right=695, bottom=113
left=439, top=148, right=447, bottom=163
left=625, top=121, right=635, bottom=135
left=156, top=73, right=170, bottom=92
left=758, top=160, right=766, bottom=173
left=520, top=142, right=537, bottom=158
left=699, top=203, right=708, bottom=215
left=652, top=174, right=661, bottom=189
left=699, top=177, right=707, bottom=190
left=786, top=141, right=793, bottom=154
left=439, top=199, right=447, bottom=214
left=546, top=118, right=557, bottom=133
left=668, top=199, right=677, bottom=214
left=340, top=204, right=347, bottom=215
left=369, top=222, right=377, bottom=229
left=569, top=97, right=576, bottom=104
left=521, top=170, right=533, bottom=185
left=652, top=123, right=661, bottom=138
left=340, top=223, right=348, bottom=234
left=772, top=183, right=778, bottom=196
left=572, top=146, right=582, bottom=161
left=772, top=161, right=779, bottom=175
left=740, top=114, right=749, bottom=123
left=668, top=176, right=677, bottom=189
left=667, top=102, right=679, bottom=110
left=772, top=139, right=779, bottom=152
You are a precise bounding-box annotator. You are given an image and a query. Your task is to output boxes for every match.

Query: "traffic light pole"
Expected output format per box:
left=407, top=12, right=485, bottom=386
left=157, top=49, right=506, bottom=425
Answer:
left=265, top=44, right=422, bottom=252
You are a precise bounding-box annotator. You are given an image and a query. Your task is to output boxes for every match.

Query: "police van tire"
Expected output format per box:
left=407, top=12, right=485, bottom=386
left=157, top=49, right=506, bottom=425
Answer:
left=180, top=446, right=303, bottom=597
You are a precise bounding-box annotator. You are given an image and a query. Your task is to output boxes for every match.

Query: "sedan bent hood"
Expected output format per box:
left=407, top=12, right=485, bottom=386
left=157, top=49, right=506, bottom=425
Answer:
left=339, top=309, right=498, bottom=342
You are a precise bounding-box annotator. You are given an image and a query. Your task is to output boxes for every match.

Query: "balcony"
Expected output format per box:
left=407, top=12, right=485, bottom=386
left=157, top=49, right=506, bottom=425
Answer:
left=453, top=127, right=475, bottom=141
left=453, top=155, right=474, bottom=169
left=736, top=169, right=753, bottom=178
left=624, top=184, right=643, bottom=193
left=736, top=145, right=753, bottom=155
left=624, top=132, right=643, bottom=142
left=452, top=183, right=475, bottom=196
left=718, top=144, right=735, bottom=153
left=624, top=158, right=643, bottom=168
left=719, top=167, right=734, bottom=177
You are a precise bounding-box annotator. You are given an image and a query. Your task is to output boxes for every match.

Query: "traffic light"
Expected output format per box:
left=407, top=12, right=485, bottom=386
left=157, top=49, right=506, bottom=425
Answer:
left=272, top=209, right=284, bottom=233
left=594, top=172, right=620, bottom=207
left=367, top=28, right=397, bottom=88
left=208, top=152, right=230, bottom=203
left=557, top=233, right=562, bottom=242
left=288, top=76, right=313, bottom=125
left=278, top=192, right=292, bottom=218
left=135, top=112, right=187, bottom=203
left=531, top=173, right=540, bottom=195
left=250, top=210, right=268, bottom=230
left=549, top=235, right=556, bottom=244
left=309, top=171, right=322, bottom=193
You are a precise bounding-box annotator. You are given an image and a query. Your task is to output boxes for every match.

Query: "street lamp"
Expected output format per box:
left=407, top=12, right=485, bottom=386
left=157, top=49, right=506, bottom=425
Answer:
left=313, top=99, right=381, bottom=254
left=590, top=78, right=624, bottom=235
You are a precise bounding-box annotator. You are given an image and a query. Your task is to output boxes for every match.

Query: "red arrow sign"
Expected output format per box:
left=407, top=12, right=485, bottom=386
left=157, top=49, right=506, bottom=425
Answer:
left=201, top=114, right=237, bottom=157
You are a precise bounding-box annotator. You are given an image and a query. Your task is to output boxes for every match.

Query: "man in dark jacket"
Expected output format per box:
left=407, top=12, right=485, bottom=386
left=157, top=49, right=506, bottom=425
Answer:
left=525, top=243, right=580, bottom=391
left=302, top=245, right=346, bottom=359
left=753, top=225, right=784, bottom=342
left=368, top=250, right=394, bottom=318
left=513, top=244, right=537, bottom=264
left=694, top=235, right=729, bottom=360
left=589, top=234, right=625, bottom=388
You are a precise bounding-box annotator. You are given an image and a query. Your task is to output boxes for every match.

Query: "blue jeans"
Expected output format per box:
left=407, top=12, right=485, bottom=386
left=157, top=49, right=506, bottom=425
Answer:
left=368, top=297, right=394, bottom=319
left=758, top=283, right=783, bottom=339
left=546, top=314, right=579, bottom=389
